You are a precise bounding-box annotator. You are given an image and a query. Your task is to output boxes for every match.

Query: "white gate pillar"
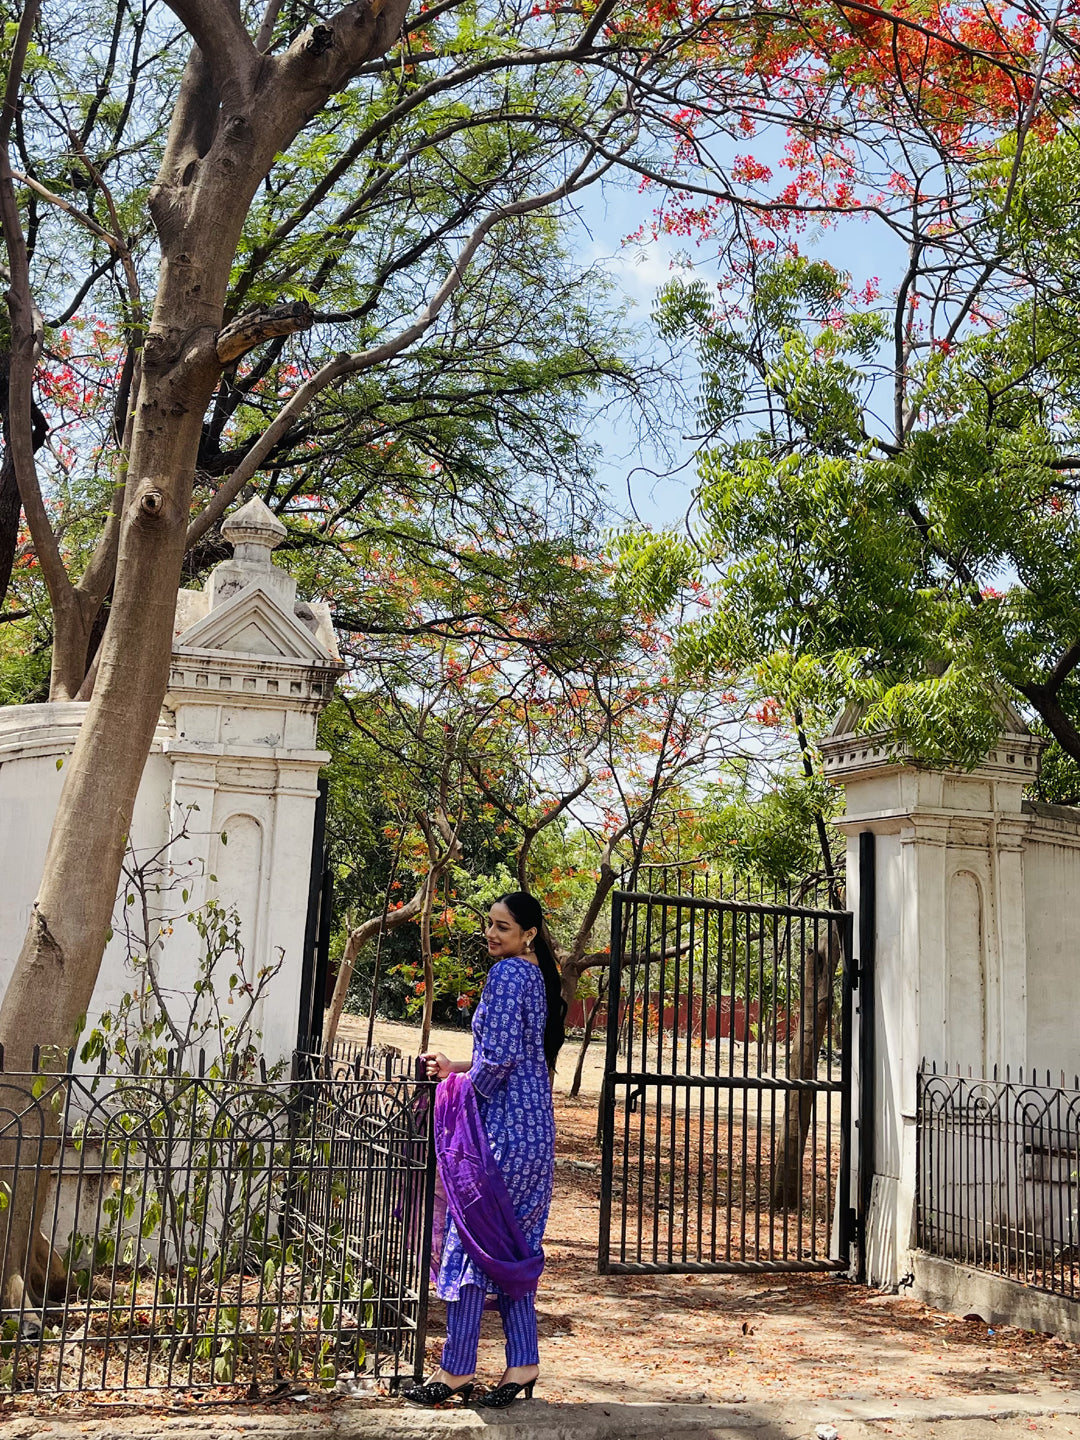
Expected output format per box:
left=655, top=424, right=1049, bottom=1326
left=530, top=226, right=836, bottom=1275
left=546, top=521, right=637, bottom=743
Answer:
left=0, top=497, right=343, bottom=1063
left=820, top=709, right=1043, bottom=1286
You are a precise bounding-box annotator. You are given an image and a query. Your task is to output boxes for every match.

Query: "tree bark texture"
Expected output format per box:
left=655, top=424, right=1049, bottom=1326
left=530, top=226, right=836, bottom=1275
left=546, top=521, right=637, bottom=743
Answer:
left=770, top=921, right=843, bottom=1208
left=0, top=351, right=47, bottom=610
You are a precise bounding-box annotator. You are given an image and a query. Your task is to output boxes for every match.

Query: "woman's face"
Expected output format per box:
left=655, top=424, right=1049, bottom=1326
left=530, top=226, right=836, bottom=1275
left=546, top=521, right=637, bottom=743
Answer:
left=485, top=901, right=535, bottom=959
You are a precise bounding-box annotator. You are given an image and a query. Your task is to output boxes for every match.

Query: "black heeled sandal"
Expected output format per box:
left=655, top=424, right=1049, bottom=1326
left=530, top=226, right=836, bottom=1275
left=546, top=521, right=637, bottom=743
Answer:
left=475, top=1377, right=537, bottom=1408
left=401, top=1376, right=475, bottom=1406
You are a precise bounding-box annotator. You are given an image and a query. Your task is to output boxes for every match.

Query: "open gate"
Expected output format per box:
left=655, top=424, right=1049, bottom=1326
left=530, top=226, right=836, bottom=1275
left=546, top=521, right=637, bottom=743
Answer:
left=599, top=884, right=857, bottom=1274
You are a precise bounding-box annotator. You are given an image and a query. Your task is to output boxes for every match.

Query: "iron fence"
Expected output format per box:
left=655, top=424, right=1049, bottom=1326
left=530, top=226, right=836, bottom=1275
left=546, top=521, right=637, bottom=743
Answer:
left=917, top=1062, right=1080, bottom=1301
left=0, top=1045, right=435, bottom=1394
left=299, top=1038, right=416, bottom=1083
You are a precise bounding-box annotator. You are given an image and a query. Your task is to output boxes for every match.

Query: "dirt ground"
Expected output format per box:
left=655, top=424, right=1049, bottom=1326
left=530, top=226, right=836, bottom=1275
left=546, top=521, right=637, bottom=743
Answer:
left=348, top=1019, right=1080, bottom=1408
left=0, top=1016, right=1075, bottom=1431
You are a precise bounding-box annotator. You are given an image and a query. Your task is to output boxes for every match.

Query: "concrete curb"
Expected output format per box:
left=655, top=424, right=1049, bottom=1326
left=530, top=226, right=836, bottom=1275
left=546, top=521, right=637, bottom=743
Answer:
left=2, top=1389, right=1080, bottom=1440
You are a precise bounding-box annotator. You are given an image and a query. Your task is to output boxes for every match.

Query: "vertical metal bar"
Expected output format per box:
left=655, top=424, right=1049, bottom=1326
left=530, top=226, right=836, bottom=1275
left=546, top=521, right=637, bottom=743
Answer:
left=857, top=830, right=877, bottom=1283
left=598, top=892, right=623, bottom=1274
left=297, top=776, right=330, bottom=1053
left=708, top=905, right=720, bottom=1264
left=652, top=898, right=668, bottom=1265
left=623, top=893, right=639, bottom=1265
left=413, top=1069, right=437, bottom=1380
left=739, top=907, right=751, bottom=1264
left=725, top=904, right=737, bottom=1262
left=914, top=1063, right=924, bottom=1252
left=837, top=910, right=855, bottom=1266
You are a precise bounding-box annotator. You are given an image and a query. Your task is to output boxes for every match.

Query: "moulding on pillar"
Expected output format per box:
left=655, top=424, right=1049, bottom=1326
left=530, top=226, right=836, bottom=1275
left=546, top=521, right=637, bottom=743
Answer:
left=158, top=499, right=346, bottom=1058
left=820, top=696, right=1045, bottom=808
left=822, top=692, right=1045, bottom=1290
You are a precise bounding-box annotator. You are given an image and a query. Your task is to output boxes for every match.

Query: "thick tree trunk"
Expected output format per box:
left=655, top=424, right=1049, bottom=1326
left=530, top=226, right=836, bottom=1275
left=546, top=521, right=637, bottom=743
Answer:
left=0, top=51, right=264, bottom=1307
left=0, top=5, right=412, bottom=1306
left=1, top=11, right=411, bottom=1034
left=770, top=922, right=843, bottom=1207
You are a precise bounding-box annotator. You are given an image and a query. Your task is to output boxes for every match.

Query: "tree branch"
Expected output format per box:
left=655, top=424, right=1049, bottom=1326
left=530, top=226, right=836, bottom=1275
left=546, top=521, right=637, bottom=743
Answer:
left=186, top=141, right=618, bottom=548
left=0, top=8, right=78, bottom=643
left=256, top=0, right=284, bottom=51
left=1019, top=679, right=1080, bottom=766
left=11, top=170, right=128, bottom=254
left=160, top=1, right=260, bottom=101
left=216, top=300, right=314, bottom=362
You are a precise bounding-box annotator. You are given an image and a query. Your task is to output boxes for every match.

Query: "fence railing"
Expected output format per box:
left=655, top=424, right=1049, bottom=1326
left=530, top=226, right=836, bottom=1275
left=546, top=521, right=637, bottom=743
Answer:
left=0, top=1046, right=435, bottom=1394
left=917, top=1062, right=1080, bottom=1302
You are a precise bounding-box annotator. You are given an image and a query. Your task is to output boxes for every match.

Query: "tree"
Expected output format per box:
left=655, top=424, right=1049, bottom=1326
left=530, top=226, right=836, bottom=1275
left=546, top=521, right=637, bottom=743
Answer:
left=2, top=0, right=1075, bottom=1302
left=613, top=2, right=1080, bottom=1203
left=0, top=0, right=662, bottom=1310
left=614, top=0, right=1080, bottom=770
left=318, top=551, right=746, bottom=1054
left=0, top=0, right=1068, bottom=1050
left=0, top=0, right=659, bottom=1094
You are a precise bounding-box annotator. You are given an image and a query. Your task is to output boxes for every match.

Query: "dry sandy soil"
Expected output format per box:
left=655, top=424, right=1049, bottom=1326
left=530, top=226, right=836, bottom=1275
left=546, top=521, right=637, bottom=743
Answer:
left=0, top=1016, right=1075, bottom=1429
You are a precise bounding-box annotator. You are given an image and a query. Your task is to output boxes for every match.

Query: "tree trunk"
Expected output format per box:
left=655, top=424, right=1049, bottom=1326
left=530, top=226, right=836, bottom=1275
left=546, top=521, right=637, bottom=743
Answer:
left=0, top=364, right=46, bottom=609
left=767, top=712, right=845, bottom=1208
left=323, top=892, right=423, bottom=1054
left=419, top=876, right=436, bottom=1054
left=569, top=971, right=607, bottom=1098
left=0, top=449, right=20, bottom=611
left=770, top=921, right=843, bottom=1207
left=0, top=7, right=413, bottom=1305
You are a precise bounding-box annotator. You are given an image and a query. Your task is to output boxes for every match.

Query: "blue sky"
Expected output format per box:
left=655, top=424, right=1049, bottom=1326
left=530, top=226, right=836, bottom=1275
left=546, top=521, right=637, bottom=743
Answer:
left=570, top=168, right=909, bottom=534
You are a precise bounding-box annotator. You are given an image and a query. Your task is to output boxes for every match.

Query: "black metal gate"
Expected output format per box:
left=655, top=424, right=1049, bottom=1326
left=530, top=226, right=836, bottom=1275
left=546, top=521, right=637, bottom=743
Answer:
left=599, top=883, right=856, bottom=1274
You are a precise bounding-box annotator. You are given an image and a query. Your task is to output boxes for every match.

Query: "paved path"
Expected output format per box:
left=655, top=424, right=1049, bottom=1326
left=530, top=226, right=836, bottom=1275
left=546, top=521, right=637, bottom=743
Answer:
left=2, top=1391, right=1080, bottom=1440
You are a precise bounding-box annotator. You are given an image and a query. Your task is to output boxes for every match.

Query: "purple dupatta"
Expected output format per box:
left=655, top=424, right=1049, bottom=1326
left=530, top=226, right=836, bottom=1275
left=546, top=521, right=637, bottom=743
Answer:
left=433, top=1071, right=544, bottom=1299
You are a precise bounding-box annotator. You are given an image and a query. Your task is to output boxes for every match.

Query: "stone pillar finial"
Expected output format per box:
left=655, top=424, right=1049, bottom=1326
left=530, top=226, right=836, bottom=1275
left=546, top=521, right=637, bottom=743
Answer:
left=220, top=495, right=287, bottom=568
left=209, top=495, right=296, bottom=610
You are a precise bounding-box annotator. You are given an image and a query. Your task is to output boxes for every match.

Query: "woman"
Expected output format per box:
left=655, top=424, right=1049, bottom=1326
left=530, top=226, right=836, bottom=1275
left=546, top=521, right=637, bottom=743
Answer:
left=403, top=891, right=566, bottom=1409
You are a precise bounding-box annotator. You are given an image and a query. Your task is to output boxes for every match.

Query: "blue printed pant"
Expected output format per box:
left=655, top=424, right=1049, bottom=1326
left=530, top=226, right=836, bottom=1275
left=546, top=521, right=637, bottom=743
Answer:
left=441, top=1284, right=539, bottom=1374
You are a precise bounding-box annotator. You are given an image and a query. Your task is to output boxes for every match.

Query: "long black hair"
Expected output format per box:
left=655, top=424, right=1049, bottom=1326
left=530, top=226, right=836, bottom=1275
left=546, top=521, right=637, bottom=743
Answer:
left=497, top=891, right=567, bottom=1071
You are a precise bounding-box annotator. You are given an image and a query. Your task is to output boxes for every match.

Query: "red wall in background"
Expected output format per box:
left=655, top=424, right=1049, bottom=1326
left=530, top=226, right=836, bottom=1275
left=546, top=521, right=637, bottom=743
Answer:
left=566, top=994, right=793, bottom=1043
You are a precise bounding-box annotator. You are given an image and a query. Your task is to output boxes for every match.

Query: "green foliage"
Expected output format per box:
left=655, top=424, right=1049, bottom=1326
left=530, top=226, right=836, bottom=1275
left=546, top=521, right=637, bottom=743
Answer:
left=0, top=618, right=50, bottom=705
left=626, top=140, right=1080, bottom=788
left=701, top=770, right=840, bottom=890
left=3, top=2, right=659, bottom=694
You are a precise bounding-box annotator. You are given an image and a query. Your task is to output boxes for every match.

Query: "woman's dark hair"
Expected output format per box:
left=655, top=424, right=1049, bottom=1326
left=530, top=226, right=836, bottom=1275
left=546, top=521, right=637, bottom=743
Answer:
left=497, top=891, right=566, bottom=1070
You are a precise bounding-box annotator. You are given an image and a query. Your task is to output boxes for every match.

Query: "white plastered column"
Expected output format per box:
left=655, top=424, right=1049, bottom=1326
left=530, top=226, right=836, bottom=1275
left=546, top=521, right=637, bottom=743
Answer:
left=0, top=496, right=343, bottom=1064
left=821, top=717, right=1042, bottom=1287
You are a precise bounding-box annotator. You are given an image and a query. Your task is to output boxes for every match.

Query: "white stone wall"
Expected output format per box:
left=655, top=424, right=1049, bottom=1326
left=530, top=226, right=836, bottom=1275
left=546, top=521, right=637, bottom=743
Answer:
left=0, top=704, right=176, bottom=1033
left=0, top=498, right=342, bottom=1066
left=821, top=712, right=1080, bottom=1287
left=1020, top=803, right=1080, bottom=1084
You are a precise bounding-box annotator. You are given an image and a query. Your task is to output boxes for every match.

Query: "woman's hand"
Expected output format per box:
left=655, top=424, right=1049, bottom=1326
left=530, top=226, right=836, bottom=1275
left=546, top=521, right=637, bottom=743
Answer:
left=422, top=1051, right=452, bottom=1081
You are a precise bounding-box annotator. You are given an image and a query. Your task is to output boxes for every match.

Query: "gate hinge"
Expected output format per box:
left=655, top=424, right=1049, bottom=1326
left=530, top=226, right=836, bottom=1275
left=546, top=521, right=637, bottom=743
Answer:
left=846, top=1208, right=862, bottom=1244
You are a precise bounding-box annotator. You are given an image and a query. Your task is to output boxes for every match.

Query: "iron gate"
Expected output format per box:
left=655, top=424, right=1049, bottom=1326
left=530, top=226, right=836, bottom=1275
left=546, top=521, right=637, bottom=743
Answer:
left=599, top=884, right=856, bottom=1274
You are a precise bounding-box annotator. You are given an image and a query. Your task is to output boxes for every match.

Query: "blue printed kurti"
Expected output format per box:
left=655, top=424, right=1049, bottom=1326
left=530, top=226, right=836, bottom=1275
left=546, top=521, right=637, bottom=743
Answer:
left=435, top=955, right=555, bottom=1300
